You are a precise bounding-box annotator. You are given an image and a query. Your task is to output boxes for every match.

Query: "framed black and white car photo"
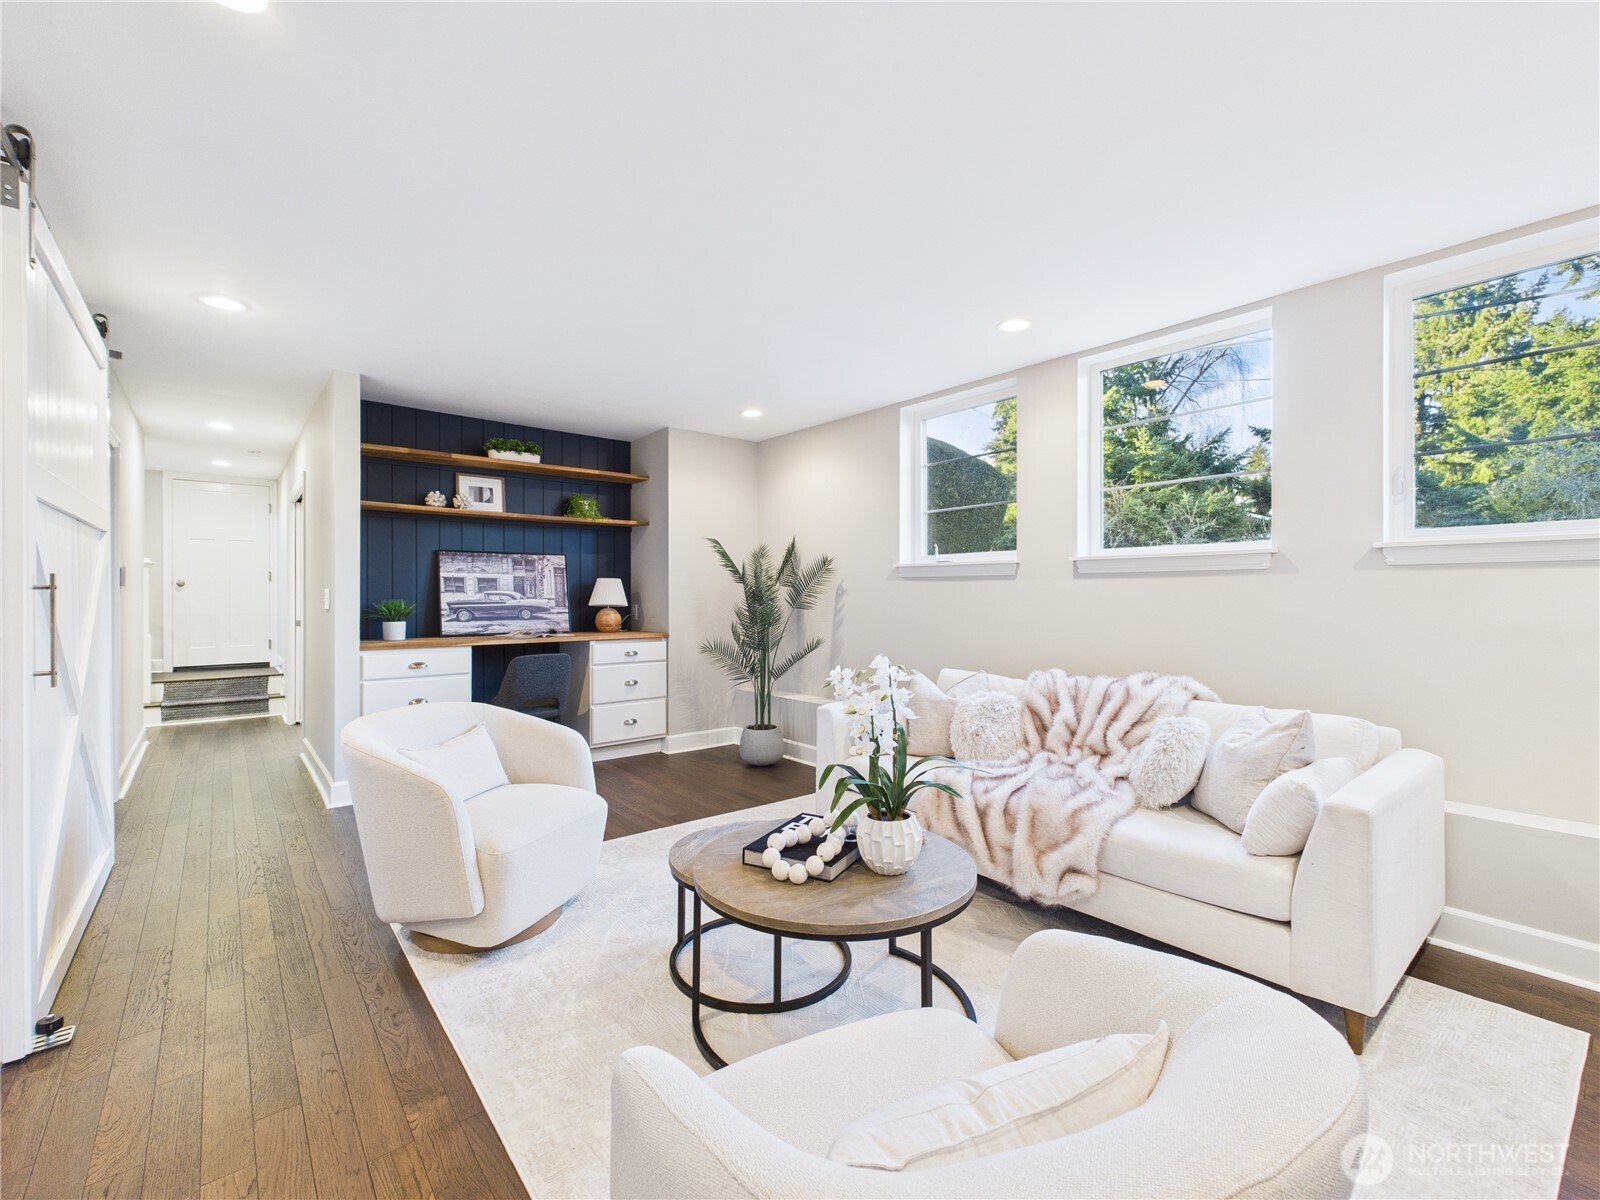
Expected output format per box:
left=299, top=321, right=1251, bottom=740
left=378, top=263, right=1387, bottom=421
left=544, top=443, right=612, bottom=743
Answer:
left=454, top=472, right=506, bottom=512
left=437, top=551, right=571, bottom=635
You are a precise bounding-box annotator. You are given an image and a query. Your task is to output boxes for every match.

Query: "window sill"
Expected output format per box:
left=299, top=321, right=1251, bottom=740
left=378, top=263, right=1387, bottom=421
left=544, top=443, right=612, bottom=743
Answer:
left=896, top=557, right=1019, bottom=580
left=1376, top=532, right=1599, bottom=566
left=1074, top=545, right=1275, bottom=576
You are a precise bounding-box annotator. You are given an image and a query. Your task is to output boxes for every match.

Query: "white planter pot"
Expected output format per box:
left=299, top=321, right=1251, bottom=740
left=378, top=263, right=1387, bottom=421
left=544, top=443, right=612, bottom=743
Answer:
left=381, top=621, right=407, bottom=641
left=739, top=725, right=785, bottom=767
left=855, top=813, right=925, bottom=876
left=487, top=449, right=541, bottom=463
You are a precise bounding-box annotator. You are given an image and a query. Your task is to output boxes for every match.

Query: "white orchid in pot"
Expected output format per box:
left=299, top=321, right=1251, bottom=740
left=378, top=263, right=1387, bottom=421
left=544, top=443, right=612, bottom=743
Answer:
left=820, top=657, right=960, bottom=875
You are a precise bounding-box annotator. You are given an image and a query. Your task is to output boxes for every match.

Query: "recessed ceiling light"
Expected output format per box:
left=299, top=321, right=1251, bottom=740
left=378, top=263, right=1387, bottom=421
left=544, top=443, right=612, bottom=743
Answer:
left=208, top=420, right=234, bottom=432
left=216, top=0, right=268, bottom=13
left=741, top=408, right=763, bottom=418
left=198, top=294, right=249, bottom=312
left=997, top=317, right=1031, bottom=333
left=211, top=459, right=232, bottom=468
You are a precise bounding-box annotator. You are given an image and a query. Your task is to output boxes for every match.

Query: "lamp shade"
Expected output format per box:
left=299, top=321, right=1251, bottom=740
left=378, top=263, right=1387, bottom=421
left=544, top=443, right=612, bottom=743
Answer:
left=589, top=577, right=628, bottom=607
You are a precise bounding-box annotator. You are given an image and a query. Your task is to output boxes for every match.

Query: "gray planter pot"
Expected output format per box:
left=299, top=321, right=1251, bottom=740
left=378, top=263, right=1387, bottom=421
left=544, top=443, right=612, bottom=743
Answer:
left=739, top=725, right=785, bottom=767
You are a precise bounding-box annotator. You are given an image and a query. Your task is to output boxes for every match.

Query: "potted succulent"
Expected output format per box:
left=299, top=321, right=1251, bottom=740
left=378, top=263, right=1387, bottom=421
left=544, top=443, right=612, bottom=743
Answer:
left=366, top=598, right=417, bottom=641
left=484, top=436, right=542, bottom=464
left=700, top=538, right=835, bottom=767
left=564, top=495, right=604, bottom=520
left=820, top=657, right=961, bottom=875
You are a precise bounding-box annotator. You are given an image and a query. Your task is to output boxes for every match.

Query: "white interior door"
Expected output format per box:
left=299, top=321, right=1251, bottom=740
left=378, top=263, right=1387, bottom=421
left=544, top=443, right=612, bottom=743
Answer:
left=170, top=478, right=271, bottom=667
left=1, top=165, right=116, bottom=1062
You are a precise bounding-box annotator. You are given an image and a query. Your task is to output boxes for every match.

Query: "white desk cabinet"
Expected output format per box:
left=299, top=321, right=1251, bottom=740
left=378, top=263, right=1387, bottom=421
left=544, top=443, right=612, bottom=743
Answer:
left=571, top=638, right=667, bottom=754
left=360, top=647, right=472, bottom=714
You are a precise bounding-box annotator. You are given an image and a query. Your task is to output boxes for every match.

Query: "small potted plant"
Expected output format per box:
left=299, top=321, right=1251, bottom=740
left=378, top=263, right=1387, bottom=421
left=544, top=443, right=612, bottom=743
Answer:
left=564, top=495, right=603, bottom=520
left=367, top=598, right=417, bottom=641
left=820, top=656, right=961, bottom=875
left=699, top=539, right=835, bottom=766
left=484, top=437, right=542, bottom=464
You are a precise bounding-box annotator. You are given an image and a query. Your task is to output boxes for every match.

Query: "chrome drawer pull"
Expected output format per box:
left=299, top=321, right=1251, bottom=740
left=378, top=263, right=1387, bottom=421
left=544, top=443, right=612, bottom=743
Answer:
left=408, top=698, right=428, bottom=705
left=624, top=678, right=639, bottom=686
left=408, top=662, right=428, bottom=670
left=623, top=718, right=638, bottom=726
left=623, top=650, right=639, bottom=657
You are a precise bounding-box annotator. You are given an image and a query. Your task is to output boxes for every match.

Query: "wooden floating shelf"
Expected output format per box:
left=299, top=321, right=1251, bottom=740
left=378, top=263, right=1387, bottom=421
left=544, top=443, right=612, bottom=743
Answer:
left=361, top=442, right=648, bottom=486
left=361, top=500, right=647, bottom=528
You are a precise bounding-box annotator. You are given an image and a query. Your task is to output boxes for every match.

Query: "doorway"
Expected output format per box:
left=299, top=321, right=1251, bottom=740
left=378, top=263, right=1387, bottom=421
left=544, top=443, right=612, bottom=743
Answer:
left=166, top=476, right=272, bottom=667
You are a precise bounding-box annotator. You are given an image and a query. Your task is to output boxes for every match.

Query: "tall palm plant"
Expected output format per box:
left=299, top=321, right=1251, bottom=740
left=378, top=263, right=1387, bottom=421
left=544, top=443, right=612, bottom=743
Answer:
left=699, top=539, right=835, bottom=729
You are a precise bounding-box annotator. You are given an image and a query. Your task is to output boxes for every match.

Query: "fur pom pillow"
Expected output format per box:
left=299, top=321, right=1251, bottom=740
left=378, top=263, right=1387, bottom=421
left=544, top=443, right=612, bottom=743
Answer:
left=950, top=692, right=1025, bottom=762
left=904, top=671, right=955, bottom=757
left=1128, top=716, right=1211, bottom=809
left=1243, top=757, right=1358, bottom=856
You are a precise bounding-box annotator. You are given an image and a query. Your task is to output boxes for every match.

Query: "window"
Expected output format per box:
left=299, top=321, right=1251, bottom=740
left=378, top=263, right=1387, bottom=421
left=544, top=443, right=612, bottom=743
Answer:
left=899, top=381, right=1018, bottom=576
left=1383, top=222, right=1600, bottom=564
left=1077, top=311, right=1274, bottom=572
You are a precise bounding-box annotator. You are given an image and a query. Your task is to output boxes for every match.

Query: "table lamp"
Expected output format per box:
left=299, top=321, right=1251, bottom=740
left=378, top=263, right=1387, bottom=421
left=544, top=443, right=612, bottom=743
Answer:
left=589, top=577, right=628, bottom=632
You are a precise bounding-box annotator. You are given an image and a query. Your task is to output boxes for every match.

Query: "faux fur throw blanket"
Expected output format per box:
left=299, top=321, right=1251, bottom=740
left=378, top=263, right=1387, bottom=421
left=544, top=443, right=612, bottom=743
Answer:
left=916, top=670, right=1219, bottom=907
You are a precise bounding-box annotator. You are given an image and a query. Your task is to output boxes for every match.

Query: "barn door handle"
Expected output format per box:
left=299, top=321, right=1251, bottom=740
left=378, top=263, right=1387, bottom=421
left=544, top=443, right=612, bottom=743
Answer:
left=33, top=573, right=58, bottom=687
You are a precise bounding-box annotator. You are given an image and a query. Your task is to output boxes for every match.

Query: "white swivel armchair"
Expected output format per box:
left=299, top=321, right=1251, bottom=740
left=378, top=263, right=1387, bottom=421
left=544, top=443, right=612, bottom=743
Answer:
left=341, top=702, right=607, bottom=951
left=613, top=931, right=1367, bottom=1198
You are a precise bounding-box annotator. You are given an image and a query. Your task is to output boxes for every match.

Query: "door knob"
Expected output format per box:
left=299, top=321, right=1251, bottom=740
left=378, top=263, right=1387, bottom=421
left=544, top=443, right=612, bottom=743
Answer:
left=175, top=579, right=186, bottom=588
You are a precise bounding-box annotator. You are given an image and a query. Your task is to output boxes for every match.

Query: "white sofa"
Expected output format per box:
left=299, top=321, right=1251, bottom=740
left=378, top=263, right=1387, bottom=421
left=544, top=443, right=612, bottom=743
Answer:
left=342, top=702, right=607, bottom=950
left=815, top=668, right=1446, bottom=1050
left=613, top=930, right=1367, bottom=1198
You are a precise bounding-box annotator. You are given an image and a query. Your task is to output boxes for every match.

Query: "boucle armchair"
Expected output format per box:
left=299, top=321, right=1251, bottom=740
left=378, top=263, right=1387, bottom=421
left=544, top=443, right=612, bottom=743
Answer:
left=612, top=930, right=1367, bottom=1198
left=341, top=702, right=606, bottom=950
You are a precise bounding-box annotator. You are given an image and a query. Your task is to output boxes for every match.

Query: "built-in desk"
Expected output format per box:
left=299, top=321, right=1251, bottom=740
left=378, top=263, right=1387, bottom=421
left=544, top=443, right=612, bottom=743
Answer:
left=358, top=631, right=669, bottom=756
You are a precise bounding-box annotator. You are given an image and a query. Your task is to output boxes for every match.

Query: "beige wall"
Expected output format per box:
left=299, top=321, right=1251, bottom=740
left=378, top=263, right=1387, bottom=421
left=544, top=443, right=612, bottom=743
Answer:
left=277, top=371, right=361, bottom=797
left=631, top=428, right=762, bottom=736
left=758, top=222, right=1599, bottom=827
left=109, top=374, right=147, bottom=783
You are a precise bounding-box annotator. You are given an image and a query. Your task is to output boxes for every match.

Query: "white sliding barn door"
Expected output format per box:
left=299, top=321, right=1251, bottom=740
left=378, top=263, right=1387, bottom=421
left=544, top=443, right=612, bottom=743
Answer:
left=0, top=165, right=115, bottom=1062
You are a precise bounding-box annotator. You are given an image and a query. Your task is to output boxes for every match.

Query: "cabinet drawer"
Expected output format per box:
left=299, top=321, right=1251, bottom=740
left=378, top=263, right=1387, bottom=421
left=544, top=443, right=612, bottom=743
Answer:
left=361, top=674, right=473, bottom=714
left=361, top=648, right=472, bottom=681
left=592, top=639, right=666, bottom=667
left=592, top=661, right=667, bottom=705
left=590, top=698, right=666, bottom=744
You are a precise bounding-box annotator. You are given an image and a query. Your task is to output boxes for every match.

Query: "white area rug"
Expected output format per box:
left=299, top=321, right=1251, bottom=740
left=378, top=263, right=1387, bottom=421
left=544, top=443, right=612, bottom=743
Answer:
left=396, top=799, right=1588, bottom=1199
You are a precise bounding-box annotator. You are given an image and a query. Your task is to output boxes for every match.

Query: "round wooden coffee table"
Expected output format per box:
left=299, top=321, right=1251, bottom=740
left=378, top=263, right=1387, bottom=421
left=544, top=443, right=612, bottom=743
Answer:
left=668, top=820, right=978, bottom=1068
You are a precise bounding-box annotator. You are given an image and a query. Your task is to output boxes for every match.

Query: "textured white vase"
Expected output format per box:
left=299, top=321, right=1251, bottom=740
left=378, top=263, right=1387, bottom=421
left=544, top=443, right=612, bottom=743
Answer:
left=381, top=621, right=407, bottom=641
left=487, top=449, right=541, bottom=463
left=855, top=813, right=925, bottom=876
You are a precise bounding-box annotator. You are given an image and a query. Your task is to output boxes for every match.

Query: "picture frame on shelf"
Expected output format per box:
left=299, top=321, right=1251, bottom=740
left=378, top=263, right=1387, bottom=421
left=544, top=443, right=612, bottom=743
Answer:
left=455, top=472, right=506, bottom=512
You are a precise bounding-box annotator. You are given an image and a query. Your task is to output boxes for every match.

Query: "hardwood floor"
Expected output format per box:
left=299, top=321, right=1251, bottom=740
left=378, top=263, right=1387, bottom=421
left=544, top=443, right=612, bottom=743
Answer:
left=1, top=716, right=1591, bottom=1198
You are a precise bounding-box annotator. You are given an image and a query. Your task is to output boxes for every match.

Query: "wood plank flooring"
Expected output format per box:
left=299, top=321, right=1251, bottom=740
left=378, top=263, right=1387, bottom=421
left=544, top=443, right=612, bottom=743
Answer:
left=1, top=716, right=1592, bottom=1198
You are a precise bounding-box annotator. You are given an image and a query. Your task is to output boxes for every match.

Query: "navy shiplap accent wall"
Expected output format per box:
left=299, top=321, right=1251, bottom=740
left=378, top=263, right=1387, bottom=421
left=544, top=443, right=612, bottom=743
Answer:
left=360, top=399, right=634, bottom=700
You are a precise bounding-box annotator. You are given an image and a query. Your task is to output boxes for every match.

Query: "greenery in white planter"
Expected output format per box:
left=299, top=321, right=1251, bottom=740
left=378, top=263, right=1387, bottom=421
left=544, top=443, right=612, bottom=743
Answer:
left=483, top=437, right=543, bottom=457
left=366, top=598, right=417, bottom=623
left=699, top=539, right=834, bottom=730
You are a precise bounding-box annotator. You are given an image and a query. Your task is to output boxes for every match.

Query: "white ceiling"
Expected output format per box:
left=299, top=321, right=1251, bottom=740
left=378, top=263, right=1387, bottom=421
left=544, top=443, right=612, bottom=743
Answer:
left=4, top=2, right=1595, bottom=473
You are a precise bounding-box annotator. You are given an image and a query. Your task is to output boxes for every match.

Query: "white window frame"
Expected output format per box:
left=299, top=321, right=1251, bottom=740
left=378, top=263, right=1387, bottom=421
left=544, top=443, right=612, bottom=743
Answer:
left=897, top=379, right=1020, bottom=579
left=1075, top=309, right=1276, bottom=575
left=1379, top=219, right=1600, bottom=566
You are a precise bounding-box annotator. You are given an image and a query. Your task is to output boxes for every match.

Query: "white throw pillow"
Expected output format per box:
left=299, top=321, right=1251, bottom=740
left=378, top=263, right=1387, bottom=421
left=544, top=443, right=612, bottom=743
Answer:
left=829, top=1023, right=1170, bottom=1172
left=939, top=669, right=1031, bottom=702
left=950, top=692, right=1025, bottom=762
left=1128, top=716, right=1211, bottom=809
left=904, top=671, right=955, bottom=758
left=1192, top=707, right=1316, bottom=834
left=399, top=724, right=509, bottom=803
left=1243, top=757, right=1359, bottom=856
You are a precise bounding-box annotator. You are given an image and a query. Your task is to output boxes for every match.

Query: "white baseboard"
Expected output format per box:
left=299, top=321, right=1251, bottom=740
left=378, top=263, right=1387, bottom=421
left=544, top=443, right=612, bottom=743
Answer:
left=662, top=727, right=739, bottom=754
left=299, top=739, right=350, bottom=809
left=1429, top=907, right=1599, bottom=991
left=784, top=738, right=816, bottom=766
left=591, top=739, right=665, bottom=762
left=117, top=735, right=149, bottom=800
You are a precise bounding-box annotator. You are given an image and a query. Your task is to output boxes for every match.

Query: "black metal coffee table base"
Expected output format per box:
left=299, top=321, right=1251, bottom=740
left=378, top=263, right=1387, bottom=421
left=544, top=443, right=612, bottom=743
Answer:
left=671, top=883, right=975, bottom=1070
